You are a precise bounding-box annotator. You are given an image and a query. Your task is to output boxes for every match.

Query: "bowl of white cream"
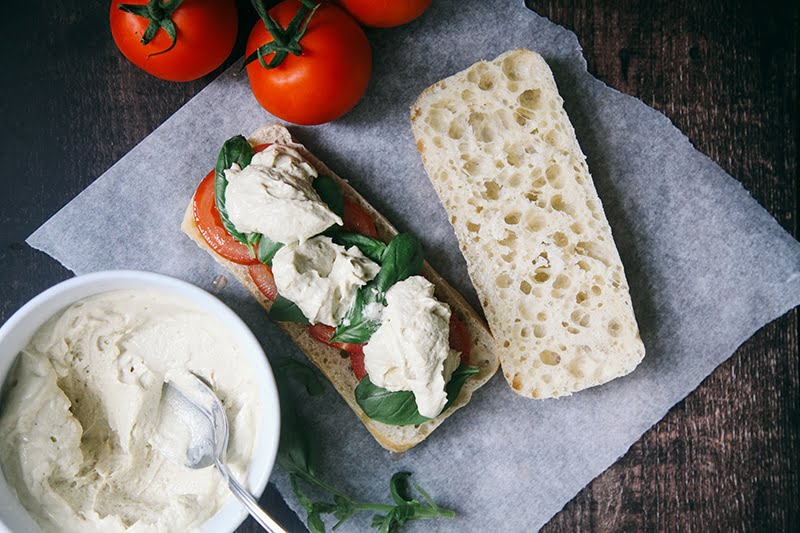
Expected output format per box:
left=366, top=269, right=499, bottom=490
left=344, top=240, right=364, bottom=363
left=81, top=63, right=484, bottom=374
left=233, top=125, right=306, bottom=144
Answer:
left=0, top=271, right=281, bottom=533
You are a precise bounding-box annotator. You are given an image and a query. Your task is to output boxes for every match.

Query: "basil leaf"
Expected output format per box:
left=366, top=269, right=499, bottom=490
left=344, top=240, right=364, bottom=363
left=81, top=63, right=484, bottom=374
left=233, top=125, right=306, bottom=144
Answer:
left=214, top=135, right=256, bottom=250
left=258, top=234, right=283, bottom=266
left=269, top=295, right=309, bottom=324
left=355, top=364, right=479, bottom=426
left=275, top=358, right=324, bottom=396
left=331, top=231, right=387, bottom=263
left=331, top=234, right=422, bottom=344
left=313, top=174, right=344, bottom=218
left=372, top=233, right=424, bottom=300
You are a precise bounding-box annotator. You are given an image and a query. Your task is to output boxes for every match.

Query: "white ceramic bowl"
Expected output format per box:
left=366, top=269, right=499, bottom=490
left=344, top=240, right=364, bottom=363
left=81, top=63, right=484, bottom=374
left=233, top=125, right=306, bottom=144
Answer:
left=0, top=271, right=281, bottom=533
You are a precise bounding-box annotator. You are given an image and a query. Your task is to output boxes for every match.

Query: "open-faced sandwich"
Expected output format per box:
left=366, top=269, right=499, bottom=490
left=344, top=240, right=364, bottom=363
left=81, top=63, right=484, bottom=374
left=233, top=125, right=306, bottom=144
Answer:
left=182, top=124, right=499, bottom=452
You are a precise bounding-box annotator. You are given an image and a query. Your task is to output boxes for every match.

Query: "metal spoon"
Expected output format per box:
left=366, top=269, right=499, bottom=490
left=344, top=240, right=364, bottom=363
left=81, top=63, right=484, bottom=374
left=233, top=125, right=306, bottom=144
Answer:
left=155, top=373, right=286, bottom=533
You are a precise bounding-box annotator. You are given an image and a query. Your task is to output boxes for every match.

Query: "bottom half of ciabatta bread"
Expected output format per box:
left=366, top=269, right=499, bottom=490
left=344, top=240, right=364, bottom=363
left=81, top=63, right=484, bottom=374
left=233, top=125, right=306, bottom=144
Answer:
left=181, top=124, right=498, bottom=452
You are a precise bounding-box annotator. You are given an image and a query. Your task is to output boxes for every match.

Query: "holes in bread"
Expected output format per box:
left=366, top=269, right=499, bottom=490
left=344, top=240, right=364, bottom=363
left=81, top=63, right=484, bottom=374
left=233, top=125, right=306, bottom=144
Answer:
left=500, top=251, right=515, bottom=263
left=533, top=325, right=546, bottom=338
left=540, top=350, right=561, bottom=366
left=461, top=89, right=475, bottom=101
left=498, top=230, right=517, bottom=247
left=511, top=373, right=523, bottom=391
left=507, top=81, right=519, bottom=92
left=541, top=374, right=552, bottom=384
left=525, top=191, right=539, bottom=203
left=520, top=327, right=530, bottom=338
left=591, top=285, right=602, bottom=296
left=519, top=280, right=532, bottom=295
left=524, top=213, right=545, bottom=232
left=570, top=222, right=583, bottom=234
left=533, top=271, right=549, bottom=283
left=448, top=122, right=464, bottom=140
left=501, top=53, right=534, bottom=80
left=504, top=211, right=521, bottom=225
left=495, top=273, right=512, bottom=289
left=502, top=340, right=510, bottom=348
left=546, top=164, right=565, bottom=189
left=481, top=180, right=501, bottom=199
left=463, top=159, right=481, bottom=176
left=478, top=72, right=497, bottom=90
left=432, top=136, right=443, bottom=148
left=608, top=319, right=622, bottom=337
left=576, top=291, right=588, bottom=304
left=553, top=231, right=569, bottom=247
left=578, top=260, right=591, bottom=271
left=571, top=310, right=590, bottom=327
left=551, top=194, right=575, bottom=215
left=505, top=144, right=524, bottom=167
left=576, top=241, right=610, bottom=266
left=466, top=63, right=489, bottom=84
left=537, top=312, right=547, bottom=321
left=553, top=274, right=571, bottom=289
left=466, top=221, right=481, bottom=233
left=516, top=107, right=535, bottom=120
left=425, top=109, right=450, bottom=132
left=518, top=89, right=542, bottom=110
left=468, top=112, right=495, bottom=143
left=508, top=173, right=522, bottom=187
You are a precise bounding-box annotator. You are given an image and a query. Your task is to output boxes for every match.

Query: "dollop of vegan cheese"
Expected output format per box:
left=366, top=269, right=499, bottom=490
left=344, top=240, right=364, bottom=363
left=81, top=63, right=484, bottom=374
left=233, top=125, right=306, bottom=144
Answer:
left=272, top=236, right=380, bottom=326
left=363, top=276, right=461, bottom=418
left=224, top=145, right=342, bottom=244
left=0, top=290, right=260, bottom=533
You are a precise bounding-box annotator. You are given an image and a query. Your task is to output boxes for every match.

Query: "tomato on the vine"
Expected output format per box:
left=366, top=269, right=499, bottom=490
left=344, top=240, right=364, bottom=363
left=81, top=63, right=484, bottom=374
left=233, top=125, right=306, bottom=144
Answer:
left=245, top=0, right=371, bottom=125
left=110, top=0, right=237, bottom=82
left=335, top=0, right=432, bottom=28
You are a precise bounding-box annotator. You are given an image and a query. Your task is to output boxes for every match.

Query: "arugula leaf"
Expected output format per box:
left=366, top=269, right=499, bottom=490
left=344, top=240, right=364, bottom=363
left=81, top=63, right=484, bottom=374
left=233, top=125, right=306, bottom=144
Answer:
left=257, top=234, right=283, bottom=266
left=354, top=364, right=480, bottom=426
left=331, top=233, right=423, bottom=344
left=214, top=135, right=255, bottom=250
left=331, top=231, right=387, bottom=263
left=389, top=472, right=414, bottom=505
left=313, top=175, right=344, bottom=218
left=269, top=295, right=309, bottom=324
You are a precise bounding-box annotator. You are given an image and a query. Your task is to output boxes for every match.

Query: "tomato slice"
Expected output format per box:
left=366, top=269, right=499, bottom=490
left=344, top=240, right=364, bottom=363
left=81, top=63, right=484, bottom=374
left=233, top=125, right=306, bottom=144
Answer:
left=341, top=198, right=378, bottom=238
left=307, top=324, right=362, bottom=353
left=193, top=170, right=258, bottom=265
left=449, top=314, right=471, bottom=364
left=349, top=345, right=367, bottom=381
left=248, top=263, right=278, bottom=302
left=253, top=143, right=271, bottom=153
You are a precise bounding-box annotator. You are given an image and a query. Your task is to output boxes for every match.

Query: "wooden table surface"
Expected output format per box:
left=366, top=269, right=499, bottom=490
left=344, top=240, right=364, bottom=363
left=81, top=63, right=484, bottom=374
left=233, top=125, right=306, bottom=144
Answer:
left=0, top=1, right=796, bottom=531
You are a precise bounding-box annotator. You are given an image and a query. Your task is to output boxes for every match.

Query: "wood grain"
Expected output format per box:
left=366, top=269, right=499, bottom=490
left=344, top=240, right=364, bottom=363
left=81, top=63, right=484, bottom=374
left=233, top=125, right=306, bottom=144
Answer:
left=0, top=1, right=796, bottom=531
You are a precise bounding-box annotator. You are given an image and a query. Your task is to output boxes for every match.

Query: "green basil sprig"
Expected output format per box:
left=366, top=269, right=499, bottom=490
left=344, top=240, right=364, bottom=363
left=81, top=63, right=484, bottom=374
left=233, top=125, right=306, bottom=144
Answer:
left=215, top=135, right=257, bottom=254
left=355, top=364, right=480, bottom=426
left=269, top=295, right=309, bottom=324
left=331, top=233, right=423, bottom=344
left=274, top=358, right=455, bottom=533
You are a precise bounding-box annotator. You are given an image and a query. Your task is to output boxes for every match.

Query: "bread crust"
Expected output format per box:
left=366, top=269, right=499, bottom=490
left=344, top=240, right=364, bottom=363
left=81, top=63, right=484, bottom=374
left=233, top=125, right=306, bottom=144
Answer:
left=181, top=124, right=498, bottom=452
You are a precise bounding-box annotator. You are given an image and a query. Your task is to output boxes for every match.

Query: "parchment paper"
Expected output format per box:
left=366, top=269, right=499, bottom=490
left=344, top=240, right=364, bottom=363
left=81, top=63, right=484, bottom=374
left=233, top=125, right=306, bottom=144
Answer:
left=27, top=0, right=800, bottom=531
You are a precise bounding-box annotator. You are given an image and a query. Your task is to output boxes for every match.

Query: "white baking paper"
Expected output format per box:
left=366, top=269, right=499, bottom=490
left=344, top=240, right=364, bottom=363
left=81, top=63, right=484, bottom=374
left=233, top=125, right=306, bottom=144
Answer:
left=27, top=0, right=800, bottom=531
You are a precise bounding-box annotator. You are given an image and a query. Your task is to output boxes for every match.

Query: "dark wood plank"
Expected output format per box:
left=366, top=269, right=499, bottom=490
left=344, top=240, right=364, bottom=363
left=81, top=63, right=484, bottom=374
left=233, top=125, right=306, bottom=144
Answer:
left=0, top=1, right=796, bottom=532
left=530, top=1, right=798, bottom=531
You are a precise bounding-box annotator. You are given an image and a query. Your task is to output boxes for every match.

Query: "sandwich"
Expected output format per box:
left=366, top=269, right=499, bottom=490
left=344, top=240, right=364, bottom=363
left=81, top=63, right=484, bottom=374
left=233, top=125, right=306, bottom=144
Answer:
left=182, top=124, right=499, bottom=452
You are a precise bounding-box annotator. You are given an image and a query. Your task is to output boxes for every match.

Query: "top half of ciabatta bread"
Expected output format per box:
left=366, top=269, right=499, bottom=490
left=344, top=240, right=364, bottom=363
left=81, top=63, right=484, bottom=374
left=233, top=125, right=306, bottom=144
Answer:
left=411, top=49, right=644, bottom=399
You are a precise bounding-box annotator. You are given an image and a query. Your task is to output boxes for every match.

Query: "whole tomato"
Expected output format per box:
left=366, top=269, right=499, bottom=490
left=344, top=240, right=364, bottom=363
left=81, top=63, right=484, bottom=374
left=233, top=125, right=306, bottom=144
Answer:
left=110, top=0, right=237, bottom=82
left=335, top=0, right=432, bottom=28
left=246, top=0, right=371, bottom=125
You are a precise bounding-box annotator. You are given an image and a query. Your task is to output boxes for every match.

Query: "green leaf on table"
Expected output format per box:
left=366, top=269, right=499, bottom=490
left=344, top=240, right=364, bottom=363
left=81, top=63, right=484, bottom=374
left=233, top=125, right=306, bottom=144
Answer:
left=275, top=358, right=324, bottom=396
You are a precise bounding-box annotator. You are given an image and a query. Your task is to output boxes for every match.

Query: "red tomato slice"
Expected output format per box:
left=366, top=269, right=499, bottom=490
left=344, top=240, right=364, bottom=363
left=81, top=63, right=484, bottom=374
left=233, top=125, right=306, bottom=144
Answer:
left=253, top=144, right=271, bottom=153
left=307, top=324, right=362, bottom=353
left=349, top=345, right=367, bottom=381
left=341, top=198, right=378, bottom=238
left=449, top=314, right=472, bottom=364
left=248, top=263, right=278, bottom=301
left=193, top=170, right=258, bottom=265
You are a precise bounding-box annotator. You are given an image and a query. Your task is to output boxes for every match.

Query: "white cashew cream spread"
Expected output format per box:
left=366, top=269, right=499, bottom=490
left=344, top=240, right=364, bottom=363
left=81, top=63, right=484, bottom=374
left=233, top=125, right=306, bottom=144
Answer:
left=0, top=290, right=261, bottom=532
left=363, top=276, right=461, bottom=418
left=272, top=236, right=380, bottom=326
left=224, top=145, right=342, bottom=244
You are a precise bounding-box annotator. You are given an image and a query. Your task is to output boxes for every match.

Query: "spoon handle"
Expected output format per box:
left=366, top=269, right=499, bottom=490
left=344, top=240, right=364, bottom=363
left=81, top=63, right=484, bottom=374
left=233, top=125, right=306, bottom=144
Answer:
left=216, top=459, right=288, bottom=533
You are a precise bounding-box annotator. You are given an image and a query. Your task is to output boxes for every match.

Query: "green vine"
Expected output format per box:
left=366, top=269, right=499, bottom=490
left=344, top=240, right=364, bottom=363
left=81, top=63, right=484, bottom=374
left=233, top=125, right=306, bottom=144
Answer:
left=244, top=0, right=320, bottom=69
left=118, top=0, right=185, bottom=56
